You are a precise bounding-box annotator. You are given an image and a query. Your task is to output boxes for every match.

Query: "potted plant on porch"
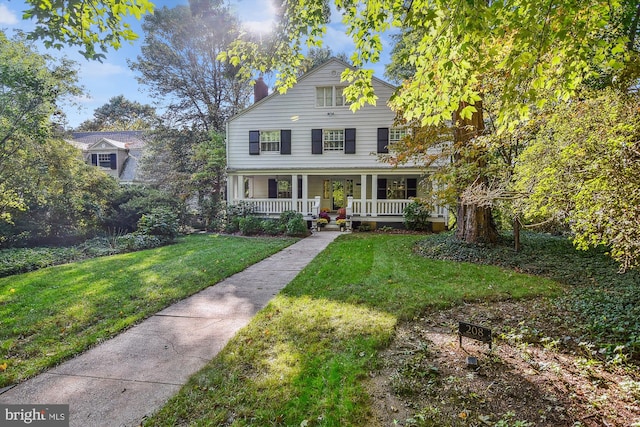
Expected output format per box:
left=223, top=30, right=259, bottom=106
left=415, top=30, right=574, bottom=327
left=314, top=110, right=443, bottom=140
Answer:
left=316, top=218, right=328, bottom=229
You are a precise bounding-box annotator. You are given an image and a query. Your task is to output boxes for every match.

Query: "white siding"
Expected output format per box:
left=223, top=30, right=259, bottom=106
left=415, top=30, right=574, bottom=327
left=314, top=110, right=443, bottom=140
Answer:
left=228, top=59, right=406, bottom=171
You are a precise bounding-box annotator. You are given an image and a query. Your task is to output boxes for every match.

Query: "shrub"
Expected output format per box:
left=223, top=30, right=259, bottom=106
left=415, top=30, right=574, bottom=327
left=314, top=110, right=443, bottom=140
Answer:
left=279, top=210, right=299, bottom=225
left=286, top=214, right=307, bottom=236
left=102, top=186, right=182, bottom=233
left=358, top=222, right=372, bottom=232
left=403, top=200, right=431, bottom=231
left=239, top=216, right=263, bottom=235
left=137, top=208, right=180, bottom=239
left=225, top=201, right=257, bottom=233
left=261, top=219, right=283, bottom=236
left=0, top=232, right=172, bottom=278
left=0, top=247, right=80, bottom=277
left=116, top=234, right=163, bottom=251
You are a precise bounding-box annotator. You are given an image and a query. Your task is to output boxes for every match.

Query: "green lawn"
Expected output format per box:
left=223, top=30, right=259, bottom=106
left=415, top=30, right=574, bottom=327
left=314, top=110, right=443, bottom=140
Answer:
left=146, top=233, right=563, bottom=426
left=0, top=234, right=298, bottom=387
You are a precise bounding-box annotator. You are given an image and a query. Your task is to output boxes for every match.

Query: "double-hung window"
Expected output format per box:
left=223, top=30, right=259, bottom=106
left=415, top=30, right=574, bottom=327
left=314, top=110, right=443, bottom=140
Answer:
left=316, top=86, right=348, bottom=107
left=323, top=129, right=344, bottom=151
left=389, top=128, right=408, bottom=144
left=260, top=130, right=280, bottom=152
left=378, top=127, right=408, bottom=153
left=98, top=153, right=112, bottom=168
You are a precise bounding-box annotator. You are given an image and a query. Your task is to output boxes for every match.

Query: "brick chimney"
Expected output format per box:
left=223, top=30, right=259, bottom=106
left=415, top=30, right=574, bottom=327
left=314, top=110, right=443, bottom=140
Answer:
left=254, top=76, right=269, bottom=103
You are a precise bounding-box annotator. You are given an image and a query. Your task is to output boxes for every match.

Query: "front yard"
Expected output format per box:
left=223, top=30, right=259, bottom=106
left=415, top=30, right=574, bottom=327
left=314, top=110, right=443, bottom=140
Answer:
left=2, top=232, right=638, bottom=426
left=0, top=234, right=298, bottom=387
left=145, top=233, right=639, bottom=426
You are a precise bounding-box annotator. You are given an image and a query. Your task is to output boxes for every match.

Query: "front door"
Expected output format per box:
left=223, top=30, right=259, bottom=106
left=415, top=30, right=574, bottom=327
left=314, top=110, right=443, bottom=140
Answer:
left=332, top=180, right=345, bottom=210
left=322, top=178, right=353, bottom=211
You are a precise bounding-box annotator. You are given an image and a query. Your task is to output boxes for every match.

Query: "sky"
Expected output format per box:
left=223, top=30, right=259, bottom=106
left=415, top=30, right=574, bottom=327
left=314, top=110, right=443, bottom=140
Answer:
left=0, top=0, right=391, bottom=129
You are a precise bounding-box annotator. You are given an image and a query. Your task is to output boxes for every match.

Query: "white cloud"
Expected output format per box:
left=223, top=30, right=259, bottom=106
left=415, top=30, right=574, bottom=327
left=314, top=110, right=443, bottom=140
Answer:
left=232, top=0, right=276, bottom=35
left=0, top=4, right=19, bottom=25
left=80, top=62, right=130, bottom=79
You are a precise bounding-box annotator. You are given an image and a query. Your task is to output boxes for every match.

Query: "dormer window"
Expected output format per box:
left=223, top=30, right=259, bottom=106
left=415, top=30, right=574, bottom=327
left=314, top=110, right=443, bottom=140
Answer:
left=98, top=153, right=112, bottom=168
left=316, top=86, right=348, bottom=107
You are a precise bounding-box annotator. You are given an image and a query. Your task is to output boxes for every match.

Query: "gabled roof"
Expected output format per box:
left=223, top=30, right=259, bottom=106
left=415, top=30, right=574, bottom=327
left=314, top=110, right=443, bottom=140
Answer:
left=87, top=138, right=128, bottom=150
left=71, top=131, right=147, bottom=149
left=227, top=57, right=398, bottom=123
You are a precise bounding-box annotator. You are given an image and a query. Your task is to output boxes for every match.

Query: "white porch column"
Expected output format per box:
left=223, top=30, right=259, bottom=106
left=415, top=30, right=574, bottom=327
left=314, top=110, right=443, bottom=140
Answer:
left=237, top=174, right=244, bottom=201
left=360, top=174, right=367, bottom=216
left=371, top=174, right=378, bottom=217
left=302, top=174, right=309, bottom=214
left=291, top=174, right=298, bottom=213
left=227, top=175, right=235, bottom=203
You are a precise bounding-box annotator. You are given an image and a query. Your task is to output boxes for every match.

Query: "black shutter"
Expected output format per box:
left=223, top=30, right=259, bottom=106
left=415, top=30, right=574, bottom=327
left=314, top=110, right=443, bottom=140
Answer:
left=298, top=177, right=303, bottom=198
left=268, top=179, right=278, bottom=198
left=345, top=128, right=356, bottom=154
left=91, top=154, right=97, bottom=166
left=377, top=128, right=389, bottom=153
left=407, top=178, right=417, bottom=198
left=311, top=129, right=323, bottom=154
left=109, top=153, right=117, bottom=170
left=377, top=178, right=387, bottom=200
left=249, top=130, right=260, bottom=155
left=280, top=130, right=291, bottom=154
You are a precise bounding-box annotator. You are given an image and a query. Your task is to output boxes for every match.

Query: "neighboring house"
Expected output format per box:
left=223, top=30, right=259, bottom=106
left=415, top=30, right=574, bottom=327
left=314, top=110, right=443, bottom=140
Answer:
left=225, top=58, right=449, bottom=229
left=68, top=131, right=147, bottom=184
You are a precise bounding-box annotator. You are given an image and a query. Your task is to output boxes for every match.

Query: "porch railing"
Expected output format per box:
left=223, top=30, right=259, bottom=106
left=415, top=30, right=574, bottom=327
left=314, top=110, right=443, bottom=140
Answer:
left=231, top=198, right=447, bottom=220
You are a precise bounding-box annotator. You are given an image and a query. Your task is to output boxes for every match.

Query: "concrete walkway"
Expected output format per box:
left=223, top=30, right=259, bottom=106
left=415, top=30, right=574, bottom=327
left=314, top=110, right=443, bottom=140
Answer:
left=0, top=231, right=341, bottom=427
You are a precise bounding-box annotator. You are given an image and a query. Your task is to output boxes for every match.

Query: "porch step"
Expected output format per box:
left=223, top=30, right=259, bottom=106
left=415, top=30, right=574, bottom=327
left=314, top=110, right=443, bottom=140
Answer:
left=322, top=224, right=340, bottom=231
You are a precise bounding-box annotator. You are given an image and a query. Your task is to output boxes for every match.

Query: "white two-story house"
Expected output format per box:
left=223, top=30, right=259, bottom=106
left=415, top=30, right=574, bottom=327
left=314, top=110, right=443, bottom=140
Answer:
left=225, top=58, right=448, bottom=230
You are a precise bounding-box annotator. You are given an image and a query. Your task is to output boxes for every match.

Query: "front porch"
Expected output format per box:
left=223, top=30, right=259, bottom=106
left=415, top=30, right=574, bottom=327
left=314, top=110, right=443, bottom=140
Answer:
left=226, top=172, right=449, bottom=229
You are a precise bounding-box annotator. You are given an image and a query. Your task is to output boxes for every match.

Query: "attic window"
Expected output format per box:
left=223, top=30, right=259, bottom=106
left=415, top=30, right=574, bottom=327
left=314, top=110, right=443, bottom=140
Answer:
left=316, top=86, right=348, bottom=107
left=98, top=153, right=112, bottom=168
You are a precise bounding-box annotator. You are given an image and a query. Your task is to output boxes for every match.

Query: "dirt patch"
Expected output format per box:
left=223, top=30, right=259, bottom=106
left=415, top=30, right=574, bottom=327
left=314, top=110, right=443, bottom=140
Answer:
left=367, top=299, right=640, bottom=426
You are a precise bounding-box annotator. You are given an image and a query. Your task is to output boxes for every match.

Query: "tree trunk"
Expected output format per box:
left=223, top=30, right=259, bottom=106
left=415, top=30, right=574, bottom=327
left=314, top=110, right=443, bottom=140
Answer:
left=455, top=202, right=499, bottom=244
left=514, top=216, right=521, bottom=252
left=453, top=101, right=499, bottom=244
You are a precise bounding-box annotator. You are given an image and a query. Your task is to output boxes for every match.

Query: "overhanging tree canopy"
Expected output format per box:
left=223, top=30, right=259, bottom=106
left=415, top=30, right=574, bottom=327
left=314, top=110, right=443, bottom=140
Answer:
left=22, top=0, right=154, bottom=61
left=222, top=0, right=631, bottom=131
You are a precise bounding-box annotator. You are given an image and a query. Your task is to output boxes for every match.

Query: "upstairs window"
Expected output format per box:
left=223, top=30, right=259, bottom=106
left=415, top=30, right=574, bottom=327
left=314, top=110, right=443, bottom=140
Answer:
left=378, top=127, right=409, bottom=153
left=323, top=129, right=344, bottom=151
left=389, top=128, right=408, bottom=144
left=316, top=86, right=348, bottom=107
left=260, top=130, right=280, bottom=152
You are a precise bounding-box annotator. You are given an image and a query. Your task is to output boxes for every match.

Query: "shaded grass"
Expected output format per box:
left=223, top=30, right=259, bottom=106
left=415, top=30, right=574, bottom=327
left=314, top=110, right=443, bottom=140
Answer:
left=417, top=231, right=640, bottom=355
left=147, top=234, right=561, bottom=426
left=0, top=234, right=297, bottom=387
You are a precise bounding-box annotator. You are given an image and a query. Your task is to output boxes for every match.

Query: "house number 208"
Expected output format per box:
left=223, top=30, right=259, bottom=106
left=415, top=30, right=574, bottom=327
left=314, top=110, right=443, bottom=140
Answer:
left=468, top=324, right=483, bottom=336
left=458, top=321, right=492, bottom=349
